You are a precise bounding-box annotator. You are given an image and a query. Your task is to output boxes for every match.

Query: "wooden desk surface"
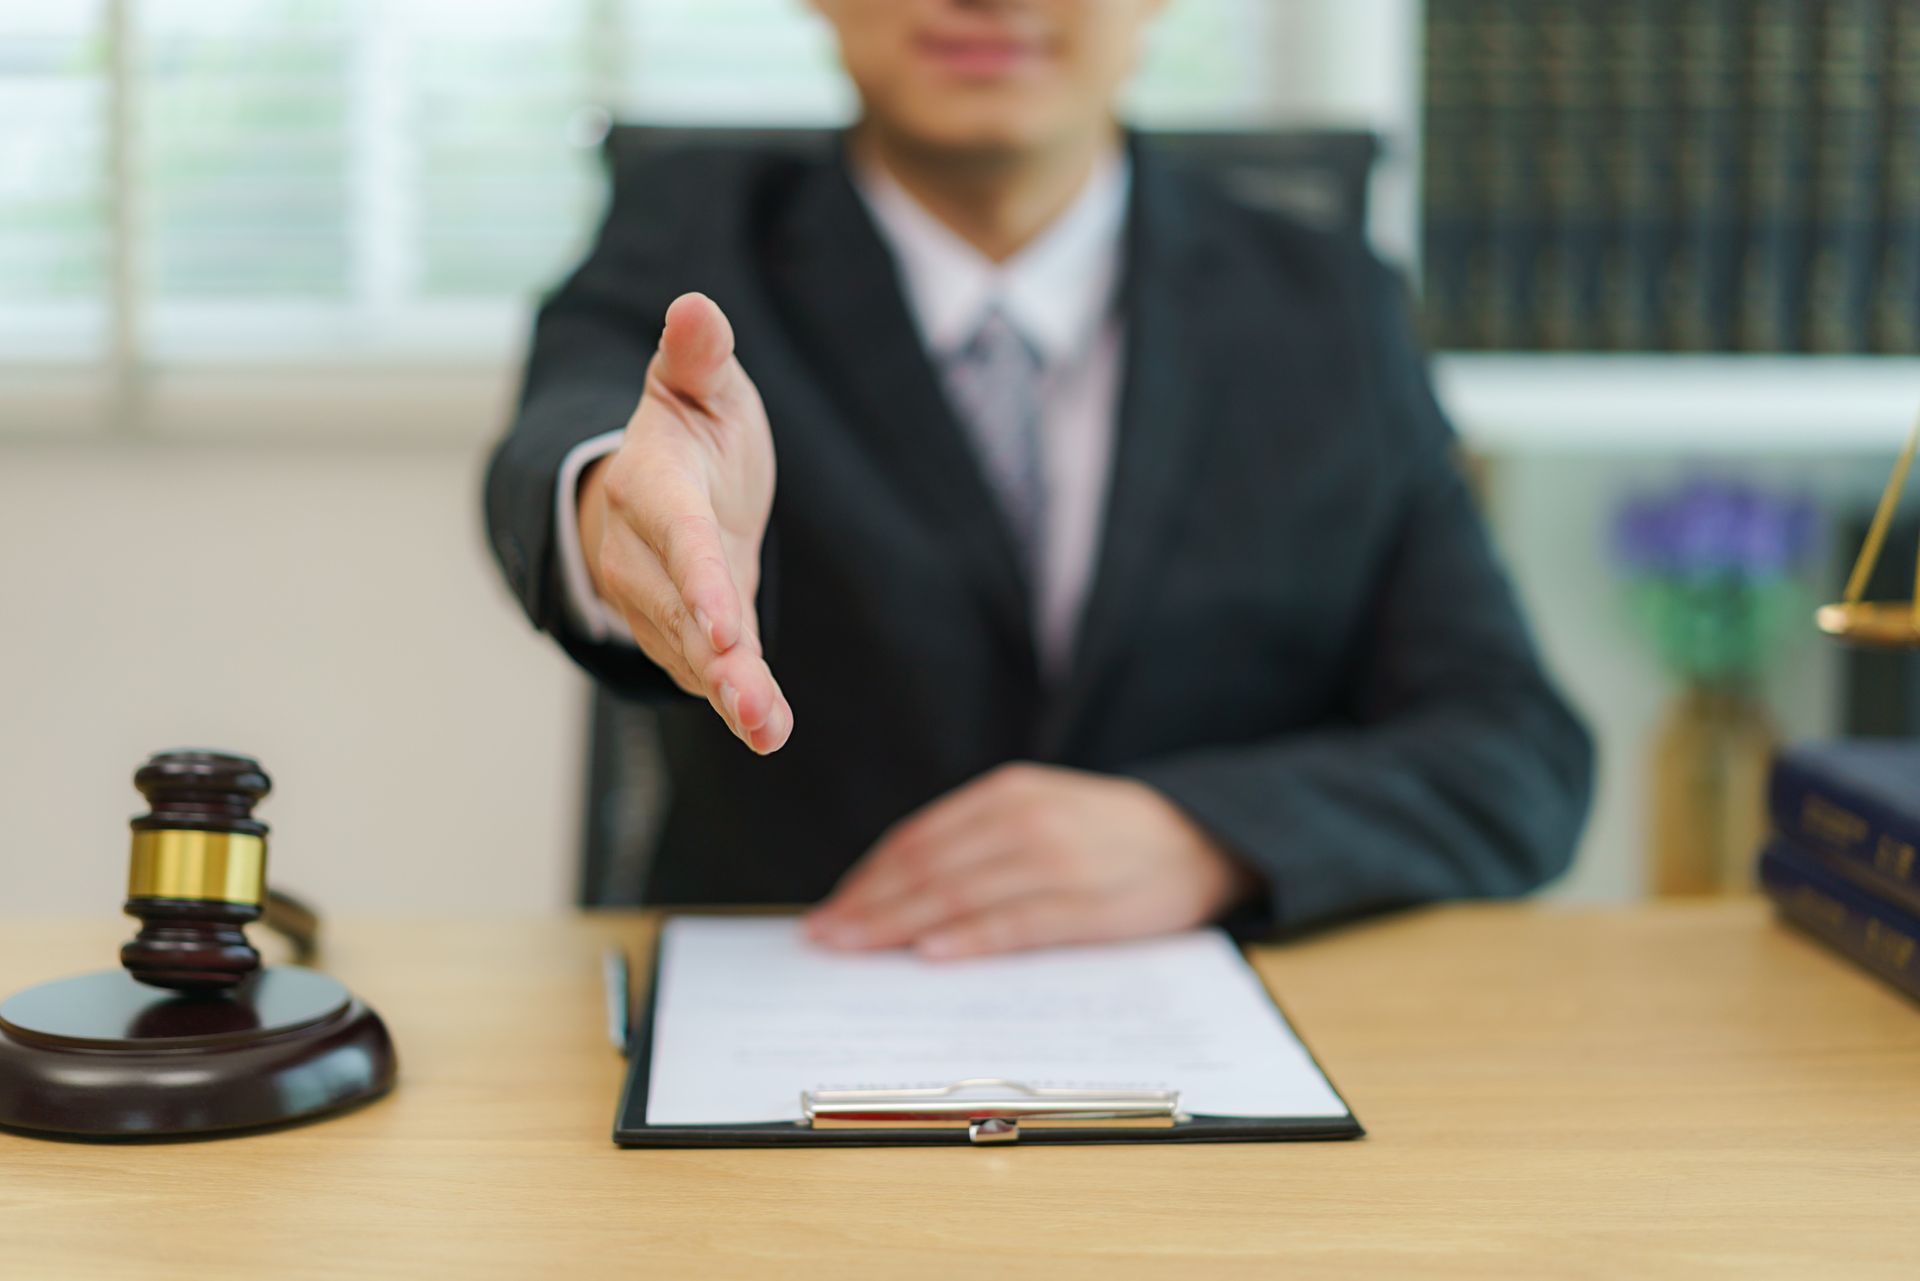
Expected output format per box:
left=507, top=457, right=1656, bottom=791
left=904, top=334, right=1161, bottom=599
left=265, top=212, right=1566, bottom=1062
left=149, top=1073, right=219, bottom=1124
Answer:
left=2, top=902, right=1916, bottom=1280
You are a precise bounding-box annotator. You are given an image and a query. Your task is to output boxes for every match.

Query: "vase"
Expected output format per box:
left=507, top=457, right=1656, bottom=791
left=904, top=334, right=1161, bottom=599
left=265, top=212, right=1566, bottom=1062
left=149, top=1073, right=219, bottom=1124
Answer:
left=1649, top=686, right=1778, bottom=896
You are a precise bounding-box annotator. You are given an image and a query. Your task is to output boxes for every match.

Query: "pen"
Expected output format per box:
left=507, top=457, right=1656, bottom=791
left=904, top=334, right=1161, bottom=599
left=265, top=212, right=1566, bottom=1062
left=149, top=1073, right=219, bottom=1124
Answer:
left=602, top=946, right=631, bottom=1056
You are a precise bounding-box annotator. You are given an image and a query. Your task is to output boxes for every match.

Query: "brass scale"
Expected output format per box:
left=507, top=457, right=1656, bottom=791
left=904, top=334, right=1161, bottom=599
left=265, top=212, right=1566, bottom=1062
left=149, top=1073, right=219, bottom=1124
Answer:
left=1818, top=405, right=1920, bottom=651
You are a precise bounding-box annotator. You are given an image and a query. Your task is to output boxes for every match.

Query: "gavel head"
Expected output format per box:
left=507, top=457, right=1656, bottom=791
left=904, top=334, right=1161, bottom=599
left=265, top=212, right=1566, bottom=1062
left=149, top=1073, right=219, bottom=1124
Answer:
left=120, top=750, right=272, bottom=992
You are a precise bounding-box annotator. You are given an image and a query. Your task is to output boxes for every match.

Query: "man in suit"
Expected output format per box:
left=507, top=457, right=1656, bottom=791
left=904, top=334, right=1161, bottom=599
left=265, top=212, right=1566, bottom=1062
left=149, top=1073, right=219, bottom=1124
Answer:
left=486, top=0, right=1593, bottom=958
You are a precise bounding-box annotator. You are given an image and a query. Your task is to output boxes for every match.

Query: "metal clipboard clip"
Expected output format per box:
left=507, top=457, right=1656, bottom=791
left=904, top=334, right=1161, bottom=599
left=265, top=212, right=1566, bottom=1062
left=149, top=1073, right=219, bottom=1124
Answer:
left=801, top=1078, right=1182, bottom=1145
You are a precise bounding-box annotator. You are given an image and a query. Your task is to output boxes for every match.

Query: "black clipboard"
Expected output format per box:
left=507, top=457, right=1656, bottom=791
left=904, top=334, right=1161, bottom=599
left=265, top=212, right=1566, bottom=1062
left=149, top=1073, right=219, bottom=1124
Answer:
left=611, top=922, right=1365, bottom=1148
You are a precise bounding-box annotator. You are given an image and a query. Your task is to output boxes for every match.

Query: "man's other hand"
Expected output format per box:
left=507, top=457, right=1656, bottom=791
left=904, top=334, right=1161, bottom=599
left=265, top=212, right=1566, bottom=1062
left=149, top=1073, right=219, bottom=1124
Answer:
left=806, top=764, right=1258, bottom=958
left=578, top=292, right=791, bottom=754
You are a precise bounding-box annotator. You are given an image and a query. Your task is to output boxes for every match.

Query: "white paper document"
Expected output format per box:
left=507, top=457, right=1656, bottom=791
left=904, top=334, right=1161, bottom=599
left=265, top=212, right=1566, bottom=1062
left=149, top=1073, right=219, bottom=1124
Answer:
left=644, top=916, right=1351, bottom=1127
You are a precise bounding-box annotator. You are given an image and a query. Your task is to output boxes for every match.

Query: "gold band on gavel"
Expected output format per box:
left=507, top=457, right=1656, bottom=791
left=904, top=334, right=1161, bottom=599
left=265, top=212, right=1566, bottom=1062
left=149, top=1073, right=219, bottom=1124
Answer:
left=126, top=830, right=267, bottom=905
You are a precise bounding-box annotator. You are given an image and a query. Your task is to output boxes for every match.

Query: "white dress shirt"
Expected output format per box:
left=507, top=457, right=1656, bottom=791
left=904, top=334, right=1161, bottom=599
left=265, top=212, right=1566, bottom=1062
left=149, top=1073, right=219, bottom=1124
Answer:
left=552, top=148, right=1131, bottom=677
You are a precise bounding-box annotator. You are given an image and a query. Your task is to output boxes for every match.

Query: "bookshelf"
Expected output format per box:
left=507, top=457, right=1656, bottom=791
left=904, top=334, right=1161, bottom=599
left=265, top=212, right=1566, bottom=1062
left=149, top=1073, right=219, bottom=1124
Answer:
left=1398, top=0, right=1920, bottom=460
left=1271, top=4, right=1918, bottom=462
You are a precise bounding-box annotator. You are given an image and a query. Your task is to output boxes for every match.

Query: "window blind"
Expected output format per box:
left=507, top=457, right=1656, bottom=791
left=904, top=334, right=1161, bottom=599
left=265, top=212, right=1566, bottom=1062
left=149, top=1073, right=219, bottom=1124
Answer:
left=0, top=1, right=110, bottom=361
left=0, top=0, right=1288, bottom=374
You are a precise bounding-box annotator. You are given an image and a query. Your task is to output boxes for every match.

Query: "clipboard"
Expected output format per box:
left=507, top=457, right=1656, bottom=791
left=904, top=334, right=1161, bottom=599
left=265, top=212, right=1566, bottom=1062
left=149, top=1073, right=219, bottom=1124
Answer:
left=611, top=923, right=1365, bottom=1148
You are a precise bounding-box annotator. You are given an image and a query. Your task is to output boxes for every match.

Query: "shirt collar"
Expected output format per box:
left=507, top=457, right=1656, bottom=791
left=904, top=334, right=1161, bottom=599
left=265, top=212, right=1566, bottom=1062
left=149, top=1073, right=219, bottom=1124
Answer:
left=851, top=146, right=1131, bottom=365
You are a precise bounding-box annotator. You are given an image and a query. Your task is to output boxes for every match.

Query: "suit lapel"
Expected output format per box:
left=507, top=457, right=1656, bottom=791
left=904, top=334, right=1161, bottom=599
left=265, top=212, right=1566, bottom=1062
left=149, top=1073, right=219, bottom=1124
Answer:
left=765, top=155, right=1037, bottom=669
left=1038, top=145, right=1225, bottom=757
left=761, top=142, right=1230, bottom=744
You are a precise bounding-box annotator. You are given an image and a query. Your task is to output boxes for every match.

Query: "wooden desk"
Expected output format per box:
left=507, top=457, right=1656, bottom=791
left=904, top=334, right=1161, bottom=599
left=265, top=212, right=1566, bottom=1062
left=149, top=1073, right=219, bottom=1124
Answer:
left=2, top=902, right=1916, bottom=1280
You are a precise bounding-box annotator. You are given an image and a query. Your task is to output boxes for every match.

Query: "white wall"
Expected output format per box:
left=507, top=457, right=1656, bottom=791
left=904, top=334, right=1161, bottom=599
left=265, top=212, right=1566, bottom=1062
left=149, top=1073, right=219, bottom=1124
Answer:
left=0, top=439, right=585, bottom=918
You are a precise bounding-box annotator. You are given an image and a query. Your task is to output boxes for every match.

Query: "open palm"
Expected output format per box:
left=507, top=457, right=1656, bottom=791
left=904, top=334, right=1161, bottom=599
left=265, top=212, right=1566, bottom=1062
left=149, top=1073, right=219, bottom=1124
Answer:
left=583, top=293, right=789, bottom=753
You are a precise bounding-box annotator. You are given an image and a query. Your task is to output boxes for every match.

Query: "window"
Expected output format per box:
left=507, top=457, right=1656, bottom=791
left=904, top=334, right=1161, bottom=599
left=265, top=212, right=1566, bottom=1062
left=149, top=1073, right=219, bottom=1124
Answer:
left=0, top=0, right=1292, bottom=432
left=0, top=2, right=110, bottom=362
left=138, top=0, right=613, bottom=363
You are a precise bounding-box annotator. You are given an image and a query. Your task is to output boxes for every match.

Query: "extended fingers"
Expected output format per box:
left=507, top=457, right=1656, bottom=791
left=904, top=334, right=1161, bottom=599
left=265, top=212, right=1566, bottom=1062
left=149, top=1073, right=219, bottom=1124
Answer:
left=598, top=530, right=722, bottom=665
left=603, top=538, right=790, bottom=753
left=662, top=512, right=742, bottom=652
left=715, top=654, right=792, bottom=755
left=621, top=607, right=701, bottom=695
left=602, top=462, right=743, bottom=653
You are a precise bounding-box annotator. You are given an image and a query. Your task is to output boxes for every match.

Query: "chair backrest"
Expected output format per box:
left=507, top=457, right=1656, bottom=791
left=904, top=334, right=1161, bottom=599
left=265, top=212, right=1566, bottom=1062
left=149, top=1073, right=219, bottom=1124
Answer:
left=577, top=124, right=1383, bottom=906
left=603, top=123, right=1381, bottom=238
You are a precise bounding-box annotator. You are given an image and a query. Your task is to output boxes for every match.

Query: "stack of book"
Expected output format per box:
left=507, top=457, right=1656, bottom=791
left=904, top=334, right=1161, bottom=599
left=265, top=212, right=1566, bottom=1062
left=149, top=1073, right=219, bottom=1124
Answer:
left=1760, top=740, right=1919, bottom=1001
left=1421, top=0, right=1920, bottom=354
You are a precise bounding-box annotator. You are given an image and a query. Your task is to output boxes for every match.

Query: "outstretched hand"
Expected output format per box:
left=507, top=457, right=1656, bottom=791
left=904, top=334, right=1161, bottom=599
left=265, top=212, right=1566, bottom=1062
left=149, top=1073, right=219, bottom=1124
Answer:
left=578, top=293, right=791, bottom=753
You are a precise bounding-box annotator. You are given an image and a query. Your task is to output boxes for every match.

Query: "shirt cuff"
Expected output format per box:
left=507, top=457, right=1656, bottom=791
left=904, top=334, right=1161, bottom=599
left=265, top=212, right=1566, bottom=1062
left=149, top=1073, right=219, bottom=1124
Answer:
left=552, top=429, right=635, bottom=646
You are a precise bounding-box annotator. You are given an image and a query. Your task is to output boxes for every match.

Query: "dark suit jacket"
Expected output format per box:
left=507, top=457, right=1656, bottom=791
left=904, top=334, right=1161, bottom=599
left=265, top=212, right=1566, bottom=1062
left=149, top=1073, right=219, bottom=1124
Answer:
left=485, top=137, right=1594, bottom=930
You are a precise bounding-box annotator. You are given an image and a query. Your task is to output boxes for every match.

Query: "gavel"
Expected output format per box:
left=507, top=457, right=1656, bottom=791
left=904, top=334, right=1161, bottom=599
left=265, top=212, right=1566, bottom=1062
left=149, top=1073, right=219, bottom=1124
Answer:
left=0, top=749, right=393, bottom=1139
left=122, top=749, right=276, bottom=990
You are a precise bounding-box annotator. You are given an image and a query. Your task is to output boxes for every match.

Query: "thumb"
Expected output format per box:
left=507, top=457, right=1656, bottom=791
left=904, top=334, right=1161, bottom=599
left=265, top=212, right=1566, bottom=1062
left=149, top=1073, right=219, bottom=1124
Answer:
left=652, top=292, right=736, bottom=406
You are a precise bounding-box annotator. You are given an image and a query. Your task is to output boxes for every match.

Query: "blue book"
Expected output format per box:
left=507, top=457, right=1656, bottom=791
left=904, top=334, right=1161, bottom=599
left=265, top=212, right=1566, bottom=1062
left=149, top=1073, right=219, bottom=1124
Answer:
left=1769, top=740, right=1920, bottom=913
left=1759, top=838, right=1920, bottom=1004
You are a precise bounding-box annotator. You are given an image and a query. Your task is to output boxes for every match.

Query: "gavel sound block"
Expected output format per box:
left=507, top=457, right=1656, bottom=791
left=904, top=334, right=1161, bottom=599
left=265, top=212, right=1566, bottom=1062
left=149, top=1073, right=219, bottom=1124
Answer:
left=0, top=751, right=397, bottom=1139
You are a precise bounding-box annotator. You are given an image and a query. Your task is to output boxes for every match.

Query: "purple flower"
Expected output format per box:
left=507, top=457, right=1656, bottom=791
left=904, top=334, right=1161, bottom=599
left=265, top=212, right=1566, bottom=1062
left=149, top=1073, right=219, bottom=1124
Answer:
left=1611, top=477, right=1817, bottom=580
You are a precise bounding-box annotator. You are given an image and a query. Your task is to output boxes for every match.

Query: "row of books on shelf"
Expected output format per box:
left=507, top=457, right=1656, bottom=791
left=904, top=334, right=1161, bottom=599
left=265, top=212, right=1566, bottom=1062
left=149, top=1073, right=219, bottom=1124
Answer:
left=1760, top=740, right=1919, bottom=1002
left=1421, top=0, right=1920, bottom=354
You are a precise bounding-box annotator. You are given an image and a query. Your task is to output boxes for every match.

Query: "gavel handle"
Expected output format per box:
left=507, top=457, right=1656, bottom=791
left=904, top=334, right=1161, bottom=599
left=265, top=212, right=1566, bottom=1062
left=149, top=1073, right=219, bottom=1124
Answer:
left=262, top=889, right=321, bottom=961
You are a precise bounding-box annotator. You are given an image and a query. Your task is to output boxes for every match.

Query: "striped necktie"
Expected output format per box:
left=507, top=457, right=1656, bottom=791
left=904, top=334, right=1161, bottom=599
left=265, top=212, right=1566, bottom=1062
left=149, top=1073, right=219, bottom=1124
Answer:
left=940, top=306, right=1048, bottom=578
